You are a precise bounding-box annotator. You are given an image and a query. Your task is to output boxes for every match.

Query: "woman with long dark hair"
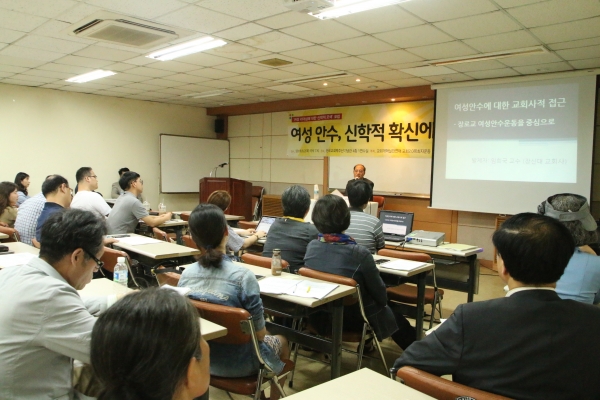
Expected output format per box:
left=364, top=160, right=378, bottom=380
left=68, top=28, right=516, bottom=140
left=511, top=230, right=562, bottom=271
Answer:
left=0, top=182, right=18, bottom=228
left=91, top=288, right=210, bottom=400
left=14, top=172, right=30, bottom=206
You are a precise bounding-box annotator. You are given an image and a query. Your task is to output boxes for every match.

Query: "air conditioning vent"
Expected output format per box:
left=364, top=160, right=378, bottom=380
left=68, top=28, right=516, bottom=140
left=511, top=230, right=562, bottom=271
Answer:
left=66, top=11, right=192, bottom=49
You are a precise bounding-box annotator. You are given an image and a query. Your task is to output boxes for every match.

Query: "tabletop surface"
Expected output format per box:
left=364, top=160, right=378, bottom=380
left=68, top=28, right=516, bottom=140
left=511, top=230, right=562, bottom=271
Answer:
left=112, top=234, right=200, bottom=259
left=5, top=241, right=40, bottom=255
left=0, top=232, right=8, bottom=239
left=285, top=368, right=434, bottom=400
left=177, top=211, right=244, bottom=221
left=385, top=241, right=483, bottom=257
left=235, top=262, right=356, bottom=308
left=373, top=254, right=434, bottom=277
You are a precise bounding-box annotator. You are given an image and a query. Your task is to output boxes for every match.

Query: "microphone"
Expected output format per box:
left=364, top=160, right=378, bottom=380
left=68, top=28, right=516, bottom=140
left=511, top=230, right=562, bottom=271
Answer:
left=210, top=162, right=229, bottom=177
left=218, top=162, right=228, bottom=167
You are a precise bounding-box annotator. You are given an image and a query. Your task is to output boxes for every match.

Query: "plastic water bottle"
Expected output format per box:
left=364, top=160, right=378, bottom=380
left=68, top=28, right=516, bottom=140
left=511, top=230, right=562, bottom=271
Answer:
left=158, top=199, right=166, bottom=215
left=271, top=249, right=282, bottom=276
left=314, top=184, right=319, bottom=200
left=113, top=257, right=128, bottom=287
left=142, top=200, right=150, bottom=212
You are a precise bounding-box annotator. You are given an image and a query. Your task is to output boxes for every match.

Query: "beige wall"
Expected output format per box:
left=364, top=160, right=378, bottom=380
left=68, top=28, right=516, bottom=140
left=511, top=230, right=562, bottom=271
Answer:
left=0, top=83, right=214, bottom=211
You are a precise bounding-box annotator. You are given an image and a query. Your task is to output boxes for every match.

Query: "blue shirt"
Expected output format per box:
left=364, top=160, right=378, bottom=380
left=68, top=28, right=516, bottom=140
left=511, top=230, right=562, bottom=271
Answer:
left=14, top=193, right=46, bottom=245
left=35, top=203, right=64, bottom=241
left=556, top=248, right=600, bottom=305
left=178, top=256, right=284, bottom=377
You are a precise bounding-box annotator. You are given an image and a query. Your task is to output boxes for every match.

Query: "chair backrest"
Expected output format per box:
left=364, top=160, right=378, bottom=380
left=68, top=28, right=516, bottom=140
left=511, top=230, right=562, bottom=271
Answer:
left=251, top=186, right=265, bottom=221
left=189, top=299, right=252, bottom=345
left=180, top=212, right=190, bottom=222
left=298, top=267, right=358, bottom=306
left=242, top=253, right=290, bottom=271
left=100, top=246, right=130, bottom=273
left=0, top=226, right=19, bottom=243
left=182, top=234, right=198, bottom=249
left=396, top=367, right=512, bottom=400
left=378, top=249, right=432, bottom=263
left=154, top=266, right=182, bottom=286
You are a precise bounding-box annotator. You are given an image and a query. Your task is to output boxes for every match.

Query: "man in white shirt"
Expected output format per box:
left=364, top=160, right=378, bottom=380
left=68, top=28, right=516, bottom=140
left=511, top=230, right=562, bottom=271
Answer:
left=0, top=208, right=117, bottom=399
left=71, top=167, right=111, bottom=218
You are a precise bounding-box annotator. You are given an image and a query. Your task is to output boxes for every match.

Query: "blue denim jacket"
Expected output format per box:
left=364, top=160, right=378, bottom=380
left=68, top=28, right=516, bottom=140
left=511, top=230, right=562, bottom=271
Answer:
left=179, top=256, right=284, bottom=377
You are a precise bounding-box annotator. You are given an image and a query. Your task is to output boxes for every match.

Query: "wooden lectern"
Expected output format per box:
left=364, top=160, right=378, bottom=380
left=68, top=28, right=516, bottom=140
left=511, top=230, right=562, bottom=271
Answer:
left=199, top=178, right=252, bottom=221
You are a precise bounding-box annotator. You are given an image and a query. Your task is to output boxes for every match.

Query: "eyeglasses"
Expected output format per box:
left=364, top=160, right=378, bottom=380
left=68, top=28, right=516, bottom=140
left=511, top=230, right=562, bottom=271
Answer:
left=89, top=175, right=98, bottom=179
left=83, top=249, right=104, bottom=272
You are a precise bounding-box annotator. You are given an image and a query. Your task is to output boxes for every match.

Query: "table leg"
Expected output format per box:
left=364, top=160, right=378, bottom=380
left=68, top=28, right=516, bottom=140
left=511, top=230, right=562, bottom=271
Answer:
left=415, top=272, right=425, bottom=339
left=175, top=226, right=183, bottom=245
left=467, top=255, right=476, bottom=303
left=330, top=298, right=344, bottom=379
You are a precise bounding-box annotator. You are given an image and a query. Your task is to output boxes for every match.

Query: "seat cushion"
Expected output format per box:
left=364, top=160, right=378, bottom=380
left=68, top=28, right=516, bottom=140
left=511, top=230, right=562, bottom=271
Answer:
left=386, top=285, right=444, bottom=305
left=210, top=360, right=294, bottom=395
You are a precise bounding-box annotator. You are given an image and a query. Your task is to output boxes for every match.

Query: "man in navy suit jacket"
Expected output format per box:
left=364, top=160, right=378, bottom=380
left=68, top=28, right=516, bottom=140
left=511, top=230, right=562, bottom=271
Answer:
left=394, top=213, right=600, bottom=400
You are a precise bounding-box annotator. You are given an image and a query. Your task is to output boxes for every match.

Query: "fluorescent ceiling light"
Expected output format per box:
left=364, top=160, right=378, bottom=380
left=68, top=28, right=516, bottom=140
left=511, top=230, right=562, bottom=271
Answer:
left=183, top=89, right=234, bottom=98
left=277, top=71, right=351, bottom=84
left=310, top=0, right=411, bottom=19
left=66, top=69, right=116, bottom=83
left=147, top=36, right=227, bottom=61
left=429, top=46, right=548, bottom=66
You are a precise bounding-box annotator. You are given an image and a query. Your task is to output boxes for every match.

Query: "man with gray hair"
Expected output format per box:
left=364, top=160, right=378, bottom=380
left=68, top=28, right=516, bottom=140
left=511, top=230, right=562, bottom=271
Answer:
left=538, top=193, right=600, bottom=304
left=263, top=185, right=319, bottom=273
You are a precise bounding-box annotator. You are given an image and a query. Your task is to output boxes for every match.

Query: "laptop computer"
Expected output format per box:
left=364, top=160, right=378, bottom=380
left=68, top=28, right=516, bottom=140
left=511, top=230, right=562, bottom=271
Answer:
left=379, top=210, right=414, bottom=242
left=255, top=216, right=278, bottom=235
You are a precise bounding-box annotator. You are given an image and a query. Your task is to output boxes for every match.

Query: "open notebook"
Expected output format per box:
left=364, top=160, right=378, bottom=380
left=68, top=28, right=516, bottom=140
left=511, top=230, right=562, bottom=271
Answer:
left=258, top=277, right=338, bottom=300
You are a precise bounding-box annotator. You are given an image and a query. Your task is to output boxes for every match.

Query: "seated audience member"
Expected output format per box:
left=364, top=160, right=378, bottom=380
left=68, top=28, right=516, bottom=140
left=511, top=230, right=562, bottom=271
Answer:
left=178, top=204, right=289, bottom=397
left=71, top=167, right=111, bottom=218
left=0, top=208, right=116, bottom=399
left=263, top=185, right=319, bottom=273
left=304, top=195, right=416, bottom=351
left=345, top=179, right=384, bottom=254
left=538, top=193, right=600, bottom=304
left=91, top=289, right=210, bottom=400
left=0, top=182, right=18, bottom=228
left=14, top=172, right=30, bottom=206
left=394, top=213, right=600, bottom=399
left=111, top=167, right=144, bottom=201
left=14, top=175, right=52, bottom=245
left=35, top=175, right=72, bottom=242
left=106, top=171, right=171, bottom=234
left=207, top=190, right=265, bottom=253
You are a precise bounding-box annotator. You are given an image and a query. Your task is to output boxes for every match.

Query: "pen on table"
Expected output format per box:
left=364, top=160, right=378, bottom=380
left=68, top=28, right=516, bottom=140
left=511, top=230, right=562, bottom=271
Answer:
left=306, top=286, right=311, bottom=293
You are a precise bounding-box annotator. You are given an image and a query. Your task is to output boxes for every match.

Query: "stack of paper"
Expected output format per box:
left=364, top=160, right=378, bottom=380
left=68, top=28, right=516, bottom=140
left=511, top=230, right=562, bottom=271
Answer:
left=258, top=277, right=338, bottom=299
left=438, top=243, right=479, bottom=251
left=378, top=258, right=427, bottom=271
left=0, top=253, right=36, bottom=268
left=115, top=236, right=162, bottom=246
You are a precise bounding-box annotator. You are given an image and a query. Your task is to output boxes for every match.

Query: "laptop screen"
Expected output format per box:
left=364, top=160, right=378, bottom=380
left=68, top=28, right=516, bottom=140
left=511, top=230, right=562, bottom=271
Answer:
left=256, top=216, right=278, bottom=234
left=379, top=211, right=414, bottom=238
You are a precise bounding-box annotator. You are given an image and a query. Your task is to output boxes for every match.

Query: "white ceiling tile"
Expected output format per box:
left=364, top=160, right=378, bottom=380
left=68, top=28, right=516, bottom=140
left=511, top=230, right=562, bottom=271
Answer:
left=434, top=11, right=521, bottom=40
left=360, top=70, right=414, bottom=81
left=0, top=0, right=77, bottom=18
left=145, top=61, right=199, bottom=73
left=279, top=63, right=337, bottom=76
left=400, top=65, right=457, bottom=77
left=200, top=80, right=240, bottom=89
left=374, top=25, right=454, bottom=49
left=334, top=75, right=376, bottom=85
left=498, top=52, right=562, bottom=67
left=321, top=86, right=361, bottom=94
left=507, top=0, right=600, bottom=28
left=9, top=73, right=56, bottom=83
left=0, top=9, right=47, bottom=32
left=0, top=55, right=50, bottom=68
left=32, top=20, right=95, bottom=45
left=156, top=5, right=245, bottom=33
left=240, top=31, right=313, bottom=52
left=0, top=45, right=65, bottom=62
left=141, top=78, right=188, bottom=87
left=348, top=81, right=396, bottom=90
left=105, top=86, right=144, bottom=94
left=39, top=62, right=90, bottom=75
left=281, top=20, right=362, bottom=44
left=21, top=69, right=70, bottom=80
left=156, top=87, right=196, bottom=95
left=103, top=62, right=137, bottom=72
left=256, top=11, right=315, bottom=29
left=55, top=3, right=102, bottom=23
left=85, top=0, right=188, bottom=19
left=223, top=75, right=270, bottom=85
left=94, top=90, right=127, bottom=97
left=570, top=59, right=600, bottom=69
left=199, top=0, right=288, bottom=20
left=122, top=82, right=165, bottom=91
left=123, top=56, right=157, bottom=66
left=556, top=45, right=600, bottom=61
left=336, top=6, right=423, bottom=34
left=512, top=61, right=574, bottom=74
left=0, top=64, right=27, bottom=73
left=0, top=43, right=6, bottom=51
left=324, top=36, right=397, bottom=56
left=462, top=30, right=541, bottom=53
left=424, top=73, right=474, bottom=83
left=280, top=45, right=347, bottom=62
left=215, top=62, right=270, bottom=74
left=406, top=41, right=479, bottom=60
left=494, top=0, right=543, bottom=7
left=40, top=83, right=66, bottom=89
left=249, top=69, right=302, bottom=80
left=0, top=28, right=26, bottom=44
left=175, top=52, right=233, bottom=66
left=465, top=68, right=521, bottom=79
left=359, top=49, right=423, bottom=65
left=125, top=66, right=174, bottom=78
left=73, top=45, right=140, bottom=62
left=549, top=37, right=600, bottom=51
left=317, top=56, right=379, bottom=70
left=242, top=87, right=281, bottom=96
left=399, top=0, right=498, bottom=22
left=215, top=23, right=271, bottom=41
left=101, top=72, right=149, bottom=82
left=347, top=66, right=390, bottom=74
left=0, top=70, right=15, bottom=78
left=0, top=77, right=42, bottom=86
left=14, top=35, right=88, bottom=54
left=162, top=73, right=210, bottom=84
left=187, top=68, right=239, bottom=79
left=530, top=17, right=600, bottom=43
left=55, top=55, right=113, bottom=68
left=444, top=59, right=507, bottom=72
left=208, top=44, right=271, bottom=61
